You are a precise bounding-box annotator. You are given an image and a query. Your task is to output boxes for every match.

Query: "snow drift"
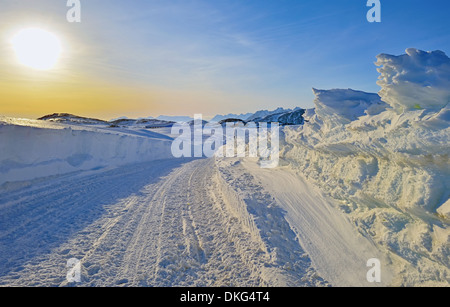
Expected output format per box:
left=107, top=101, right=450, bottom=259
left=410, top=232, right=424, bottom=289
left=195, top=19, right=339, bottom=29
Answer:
left=377, top=48, right=450, bottom=112
left=0, top=118, right=173, bottom=186
left=312, top=88, right=387, bottom=124
left=283, top=48, right=450, bottom=286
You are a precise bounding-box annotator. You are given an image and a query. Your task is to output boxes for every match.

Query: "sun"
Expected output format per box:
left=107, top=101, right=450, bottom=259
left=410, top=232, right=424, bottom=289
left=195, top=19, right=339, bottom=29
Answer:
left=11, top=28, right=62, bottom=70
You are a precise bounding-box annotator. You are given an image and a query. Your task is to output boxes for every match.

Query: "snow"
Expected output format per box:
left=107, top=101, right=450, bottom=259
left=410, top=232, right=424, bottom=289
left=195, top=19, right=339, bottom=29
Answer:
left=437, top=199, right=450, bottom=219
left=312, top=88, right=388, bottom=125
left=221, top=158, right=393, bottom=286
left=282, top=48, right=450, bottom=286
left=0, top=117, right=173, bottom=186
left=376, top=48, right=450, bottom=112
left=0, top=158, right=329, bottom=287
left=0, top=114, right=380, bottom=287
left=0, top=116, right=326, bottom=286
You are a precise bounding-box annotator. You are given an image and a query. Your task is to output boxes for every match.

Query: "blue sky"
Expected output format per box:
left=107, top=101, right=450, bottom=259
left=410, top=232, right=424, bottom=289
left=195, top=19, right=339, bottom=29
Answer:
left=1, top=0, right=450, bottom=119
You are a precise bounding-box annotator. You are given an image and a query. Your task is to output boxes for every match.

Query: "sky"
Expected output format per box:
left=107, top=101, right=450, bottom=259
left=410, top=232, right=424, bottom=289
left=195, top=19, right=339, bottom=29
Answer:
left=1, top=0, right=450, bottom=120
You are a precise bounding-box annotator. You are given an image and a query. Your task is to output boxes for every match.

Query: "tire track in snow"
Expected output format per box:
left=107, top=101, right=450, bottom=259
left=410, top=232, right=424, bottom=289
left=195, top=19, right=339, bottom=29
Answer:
left=0, top=158, right=273, bottom=286
left=0, top=157, right=330, bottom=287
left=0, top=159, right=192, bottom=285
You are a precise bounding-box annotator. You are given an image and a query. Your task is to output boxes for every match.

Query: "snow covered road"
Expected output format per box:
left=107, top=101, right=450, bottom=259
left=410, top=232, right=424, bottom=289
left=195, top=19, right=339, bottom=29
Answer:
left=0, top=155, right=394, bottom=287
left=0, top=157, right=325, bottom=286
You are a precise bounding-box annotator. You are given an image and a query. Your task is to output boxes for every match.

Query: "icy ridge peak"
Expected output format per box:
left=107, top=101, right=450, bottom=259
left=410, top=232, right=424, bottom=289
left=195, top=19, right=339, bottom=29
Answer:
left=376, top=48, right=450, bottom=112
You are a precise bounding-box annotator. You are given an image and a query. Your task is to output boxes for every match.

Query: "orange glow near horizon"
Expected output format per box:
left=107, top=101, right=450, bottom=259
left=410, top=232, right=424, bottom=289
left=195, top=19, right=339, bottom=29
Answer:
left=0, top=73, right=247, bottom=120
left=0, top=79, right=162, bottom=120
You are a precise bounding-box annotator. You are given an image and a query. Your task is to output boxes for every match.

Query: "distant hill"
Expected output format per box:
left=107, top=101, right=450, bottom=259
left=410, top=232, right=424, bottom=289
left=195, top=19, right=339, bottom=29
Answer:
left=218, top=118, right=247, bottom=126
left=252, top=108, right=306, bottom=125
left=210, top=113, right=253, bottom=122
left=38, top=113, right=175, bottom=128
left=214, top=108, right=306, bottom=126
left=245, top=107, right=297, bottom=122
left=37, top=113, right=108, bottom=125
left=108, top=118, right=175, bottom=128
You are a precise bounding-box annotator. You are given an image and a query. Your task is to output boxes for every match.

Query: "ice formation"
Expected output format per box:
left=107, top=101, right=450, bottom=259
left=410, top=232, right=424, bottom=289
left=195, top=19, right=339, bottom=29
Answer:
left=376, top=48, right=450, bottom=112
left=283, top=48, right=450, bottom=286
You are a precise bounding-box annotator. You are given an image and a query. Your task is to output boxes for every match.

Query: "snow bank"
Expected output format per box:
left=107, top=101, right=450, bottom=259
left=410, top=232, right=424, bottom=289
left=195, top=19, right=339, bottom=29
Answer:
left=0, top=118, right=173, bottom=186
left=312, top=88, right=387, bottom=125
left=283, top=48, right=450, bottom=286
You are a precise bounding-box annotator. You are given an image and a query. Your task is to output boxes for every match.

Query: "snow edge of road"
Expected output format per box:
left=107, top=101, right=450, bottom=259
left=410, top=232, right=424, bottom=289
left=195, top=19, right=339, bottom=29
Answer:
left=213, top=157, right=330, bottom=287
